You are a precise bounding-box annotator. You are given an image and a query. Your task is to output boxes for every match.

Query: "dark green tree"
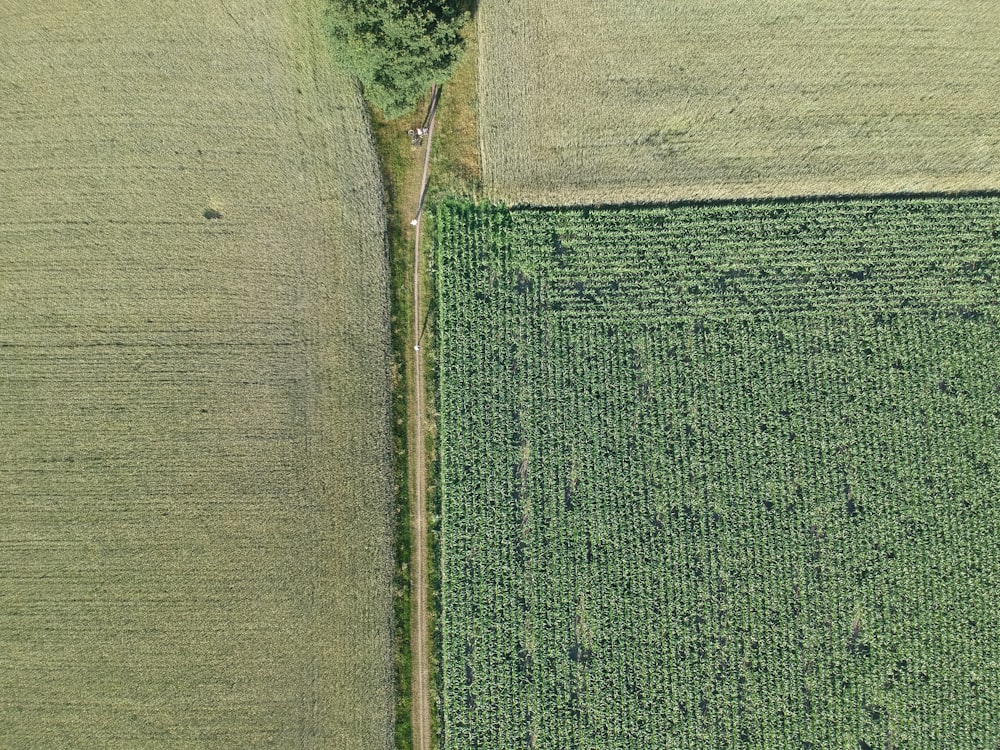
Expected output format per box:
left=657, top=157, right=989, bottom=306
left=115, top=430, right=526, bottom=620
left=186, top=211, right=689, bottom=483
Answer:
left=325, top=0, right=469, bottom=118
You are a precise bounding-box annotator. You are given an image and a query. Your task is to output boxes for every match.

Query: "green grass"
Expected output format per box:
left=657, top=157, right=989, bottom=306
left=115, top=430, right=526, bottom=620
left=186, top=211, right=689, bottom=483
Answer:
left=477, top=0, right=1000, bottom=204
left=371, top=97, right=426, bottom=750
left=0, top=0, right=394, bottom=746
left=428, top=19, right=482, bottom=202
left=371, top=106, right=419, bottom=750
left=436, top=196, right=1000, bottom=748
left=369, top=22, right=480, bottom=746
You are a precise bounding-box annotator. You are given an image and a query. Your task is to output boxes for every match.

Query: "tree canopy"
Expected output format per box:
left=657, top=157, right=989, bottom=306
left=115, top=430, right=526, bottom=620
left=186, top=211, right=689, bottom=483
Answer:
left=325, top=0, right=469, bottom=118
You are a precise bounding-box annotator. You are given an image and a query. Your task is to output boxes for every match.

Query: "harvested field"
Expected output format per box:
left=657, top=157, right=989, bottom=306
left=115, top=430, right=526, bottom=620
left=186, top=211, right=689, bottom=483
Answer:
left=0, top=0, right=393, bottom=747
left=478, top=0, right=1000, bottom=204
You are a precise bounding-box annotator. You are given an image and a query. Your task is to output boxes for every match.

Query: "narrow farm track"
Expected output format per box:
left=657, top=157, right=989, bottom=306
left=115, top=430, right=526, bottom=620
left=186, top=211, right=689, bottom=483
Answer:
left=409, top=84, right=440, bottom=750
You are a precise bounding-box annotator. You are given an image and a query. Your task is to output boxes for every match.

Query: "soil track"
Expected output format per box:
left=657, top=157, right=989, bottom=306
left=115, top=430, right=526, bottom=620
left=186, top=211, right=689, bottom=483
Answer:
left=409, top=84, right=440, bottom=750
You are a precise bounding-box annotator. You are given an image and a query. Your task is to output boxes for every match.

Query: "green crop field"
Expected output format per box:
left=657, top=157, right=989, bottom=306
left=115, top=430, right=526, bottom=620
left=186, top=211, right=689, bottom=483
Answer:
left=477, top=0, right=1000, bottom=205
left=0, top=0, right=393, bottom=747
left=437, top=197, right=1000, bottom=748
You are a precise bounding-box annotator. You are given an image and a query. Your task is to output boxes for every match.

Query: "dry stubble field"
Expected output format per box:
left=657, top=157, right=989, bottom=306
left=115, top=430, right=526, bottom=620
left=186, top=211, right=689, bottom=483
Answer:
left=0, top=0, right=393, bottom=747
left=478, top=0, right=1000, bottom=205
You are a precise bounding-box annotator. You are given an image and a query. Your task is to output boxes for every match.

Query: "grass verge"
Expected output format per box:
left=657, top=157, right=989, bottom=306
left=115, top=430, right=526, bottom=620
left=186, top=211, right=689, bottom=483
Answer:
left=428, top=19, right=482, bottom=202
left=372, top=104, right=419, bottom=750
left=370, top=15, right=480, bottom=749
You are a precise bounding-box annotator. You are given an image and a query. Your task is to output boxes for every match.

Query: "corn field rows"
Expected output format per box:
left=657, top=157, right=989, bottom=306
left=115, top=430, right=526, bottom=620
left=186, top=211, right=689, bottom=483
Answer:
left=437, top=197, right=1000, bottom=749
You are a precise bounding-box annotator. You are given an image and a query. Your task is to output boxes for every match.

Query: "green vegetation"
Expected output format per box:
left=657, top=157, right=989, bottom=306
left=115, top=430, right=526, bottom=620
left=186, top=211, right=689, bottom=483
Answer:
left=370, top=105, right=420, bottom=750
left=369, top=34, right=480, bottom=741
left=437, top=197, right=1000, bottom=748
left=0, top=0, right=394, bottom=746
left=428, top=19, right=482, bottom=201
left=477, top=0, right=1000, bottom=204
left=325, top=0, right=470, bottom=118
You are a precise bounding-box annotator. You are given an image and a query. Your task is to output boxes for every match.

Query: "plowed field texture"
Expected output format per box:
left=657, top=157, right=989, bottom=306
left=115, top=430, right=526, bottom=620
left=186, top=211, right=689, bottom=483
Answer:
left=0, top=0, right=393, bottom=747
left=478, top=0, right=1000, bottom=205
left=437, top=197, right=1000, bottom=749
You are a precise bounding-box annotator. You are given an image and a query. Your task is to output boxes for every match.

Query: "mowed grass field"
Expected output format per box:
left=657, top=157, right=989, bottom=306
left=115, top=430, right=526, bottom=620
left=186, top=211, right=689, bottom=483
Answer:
left=477, top=0, right=1000, bottom=205
left=0, top=0, right=393, bottom=747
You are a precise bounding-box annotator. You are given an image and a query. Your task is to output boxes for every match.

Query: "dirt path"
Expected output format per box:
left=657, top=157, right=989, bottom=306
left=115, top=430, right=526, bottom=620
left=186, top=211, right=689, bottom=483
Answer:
left=409, top=84, right=440, bottom=750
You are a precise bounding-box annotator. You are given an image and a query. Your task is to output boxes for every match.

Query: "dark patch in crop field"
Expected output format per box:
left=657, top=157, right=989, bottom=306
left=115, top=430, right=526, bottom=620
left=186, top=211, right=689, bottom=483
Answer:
left=865, top=702, right=885, bottom=722
left=515, top=270, right=534, bottom=294
left=845, top=485, right=860, bottom=518
left=849, top=619, right=871, bottom=658
left=518, top=647, right=532, bottom=676
left=550, top=229, right=566, bottom=256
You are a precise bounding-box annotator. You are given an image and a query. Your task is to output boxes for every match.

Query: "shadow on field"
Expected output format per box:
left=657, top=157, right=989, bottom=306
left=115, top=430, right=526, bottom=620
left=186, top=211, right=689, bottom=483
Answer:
left=513, top=188, right=1000, bottom=213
